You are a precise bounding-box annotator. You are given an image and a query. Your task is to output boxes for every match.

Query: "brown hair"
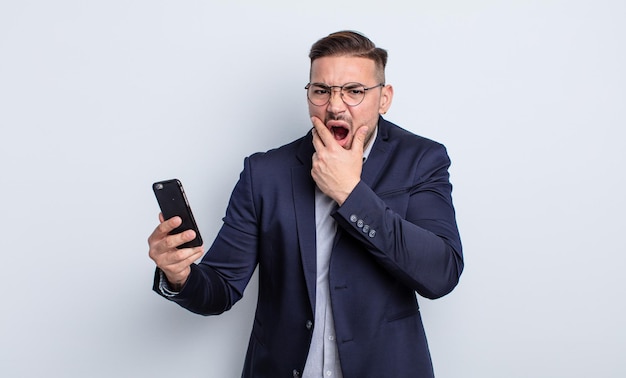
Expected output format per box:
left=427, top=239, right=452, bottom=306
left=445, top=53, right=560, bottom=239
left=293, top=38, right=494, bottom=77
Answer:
left=309, top=30, right=388, bottom=82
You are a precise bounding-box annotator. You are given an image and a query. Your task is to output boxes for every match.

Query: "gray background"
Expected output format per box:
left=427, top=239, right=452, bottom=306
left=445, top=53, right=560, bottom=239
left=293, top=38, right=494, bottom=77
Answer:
left=1, top=0, right=624, bottom=377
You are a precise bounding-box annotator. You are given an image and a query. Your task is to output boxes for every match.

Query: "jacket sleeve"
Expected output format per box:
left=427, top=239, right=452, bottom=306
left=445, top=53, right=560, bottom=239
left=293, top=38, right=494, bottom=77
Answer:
left=152, top=156, right=260, bottom=315
left=333, top=143, right=463, bottom=299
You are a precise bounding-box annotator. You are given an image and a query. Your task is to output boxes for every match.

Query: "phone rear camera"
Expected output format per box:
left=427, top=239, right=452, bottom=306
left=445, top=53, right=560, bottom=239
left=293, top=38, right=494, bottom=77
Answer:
left=156, top=183, right=163, bottom=190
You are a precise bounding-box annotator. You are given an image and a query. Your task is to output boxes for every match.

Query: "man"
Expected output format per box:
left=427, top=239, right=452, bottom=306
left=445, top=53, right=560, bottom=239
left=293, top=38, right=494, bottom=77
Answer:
left=148, top=30, right=463, bottom=378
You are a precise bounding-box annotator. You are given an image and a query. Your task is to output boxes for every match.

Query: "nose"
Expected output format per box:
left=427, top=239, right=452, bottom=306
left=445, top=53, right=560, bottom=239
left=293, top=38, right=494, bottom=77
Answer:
left=327, top=87, right=346, bottom=113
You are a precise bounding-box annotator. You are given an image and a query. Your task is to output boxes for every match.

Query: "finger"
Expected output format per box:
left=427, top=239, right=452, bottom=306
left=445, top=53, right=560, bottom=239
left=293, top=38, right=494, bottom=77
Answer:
left=158, top=246, right=204, bottom=278
left=158, top=212, right=165, bottom=223
left=311, top=127, right=323, bottom=152
left=311, top=116, right=334, bottom=147
left=157, top=216, right=182, bottom=235
left=148, top=216, right=182, bottom=246
left=164, top=246, right=204, bottom=267
left=150, top=229, right=198, bottom=265
left=351, top=125, right=369, bottom=154
left=186, top=247, right=205, bottom=263
left=163, top=229, right=197, bottom=250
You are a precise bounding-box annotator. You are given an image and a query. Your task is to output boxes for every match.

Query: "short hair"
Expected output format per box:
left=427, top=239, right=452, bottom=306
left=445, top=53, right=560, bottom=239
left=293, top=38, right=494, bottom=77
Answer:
left=309, top=30, right=388, bottom=82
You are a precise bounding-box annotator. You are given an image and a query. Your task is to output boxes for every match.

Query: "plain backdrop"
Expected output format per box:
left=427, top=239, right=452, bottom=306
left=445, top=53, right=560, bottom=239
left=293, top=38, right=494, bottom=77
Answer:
left=1, top=1, right=624, bottom=377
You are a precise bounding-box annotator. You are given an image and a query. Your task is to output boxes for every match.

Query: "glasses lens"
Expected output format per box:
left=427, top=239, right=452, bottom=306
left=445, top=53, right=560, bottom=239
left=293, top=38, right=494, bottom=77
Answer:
left=307, top=84, right=330, bottom=106
left=341, top=83, right=366, bottom=106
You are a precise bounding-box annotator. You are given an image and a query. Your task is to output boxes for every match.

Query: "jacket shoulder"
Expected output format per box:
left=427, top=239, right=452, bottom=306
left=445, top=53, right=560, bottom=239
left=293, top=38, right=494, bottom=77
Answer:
left=378, top=118, right=450, bottom=167
left=381, top=118, right=444, bottom=150
left=247, top=134, right=308, bottom=165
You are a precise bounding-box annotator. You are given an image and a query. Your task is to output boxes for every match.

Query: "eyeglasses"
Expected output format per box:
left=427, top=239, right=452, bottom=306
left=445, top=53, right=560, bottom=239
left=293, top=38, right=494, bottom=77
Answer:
left=305, top=82, right=385, bottom=107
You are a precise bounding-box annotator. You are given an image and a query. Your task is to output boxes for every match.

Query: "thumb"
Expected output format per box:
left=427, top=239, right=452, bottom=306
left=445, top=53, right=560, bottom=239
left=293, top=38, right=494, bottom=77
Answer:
left=352, top=126, right=369, bottom=153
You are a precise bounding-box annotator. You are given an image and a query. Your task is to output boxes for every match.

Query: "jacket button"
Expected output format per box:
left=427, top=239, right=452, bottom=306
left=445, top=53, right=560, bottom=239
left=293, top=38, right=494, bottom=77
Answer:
left=293, top=369, right=301, bottom=377
left=305, top=320, right=313, bottom=330
left=357, top=219, right=364, bottom=228
left=350, top=214, right=358, bottom=222
left=369, top=229, right=376, bottom=238
left=362, top=225, right=370, bottom=233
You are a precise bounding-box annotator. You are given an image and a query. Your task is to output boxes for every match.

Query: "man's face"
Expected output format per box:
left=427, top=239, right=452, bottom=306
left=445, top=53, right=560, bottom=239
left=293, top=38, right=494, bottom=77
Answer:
left=308, top=56, right=393, bottom=150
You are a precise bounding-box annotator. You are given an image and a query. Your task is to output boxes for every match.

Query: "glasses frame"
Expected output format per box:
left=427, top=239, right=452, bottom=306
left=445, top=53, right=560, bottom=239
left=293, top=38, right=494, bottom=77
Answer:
left=304, top=82, right=385, bottom=107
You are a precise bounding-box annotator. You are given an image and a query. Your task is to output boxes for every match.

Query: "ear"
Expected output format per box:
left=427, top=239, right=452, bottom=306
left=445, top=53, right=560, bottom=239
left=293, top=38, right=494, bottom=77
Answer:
left=378, top=84, right=394, bottom=115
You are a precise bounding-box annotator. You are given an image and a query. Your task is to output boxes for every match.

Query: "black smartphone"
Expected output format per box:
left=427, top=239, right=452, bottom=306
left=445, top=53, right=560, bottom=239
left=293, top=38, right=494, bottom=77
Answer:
left=152, top=179, right=203, bottom=249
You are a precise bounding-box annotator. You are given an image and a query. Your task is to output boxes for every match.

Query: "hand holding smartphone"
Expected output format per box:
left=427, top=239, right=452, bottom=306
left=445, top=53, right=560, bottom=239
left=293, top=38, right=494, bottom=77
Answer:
left=152, top=179, right=203, bottom=249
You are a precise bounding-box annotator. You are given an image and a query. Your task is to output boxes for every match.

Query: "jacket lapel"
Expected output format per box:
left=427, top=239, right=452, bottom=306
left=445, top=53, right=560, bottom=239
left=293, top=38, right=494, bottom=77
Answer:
left=361, top=117, right=393, bottom=190
left=292, top=132, right=317, bottom=312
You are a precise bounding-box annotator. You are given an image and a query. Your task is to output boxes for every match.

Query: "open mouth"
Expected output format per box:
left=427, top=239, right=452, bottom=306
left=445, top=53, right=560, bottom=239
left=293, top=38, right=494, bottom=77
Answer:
left=331, top=126, right=349, bottom=141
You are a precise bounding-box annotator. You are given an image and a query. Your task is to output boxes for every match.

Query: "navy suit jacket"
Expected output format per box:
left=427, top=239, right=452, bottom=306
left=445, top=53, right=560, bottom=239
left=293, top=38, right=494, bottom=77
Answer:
left=154, top=117, right=464, bottom=378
